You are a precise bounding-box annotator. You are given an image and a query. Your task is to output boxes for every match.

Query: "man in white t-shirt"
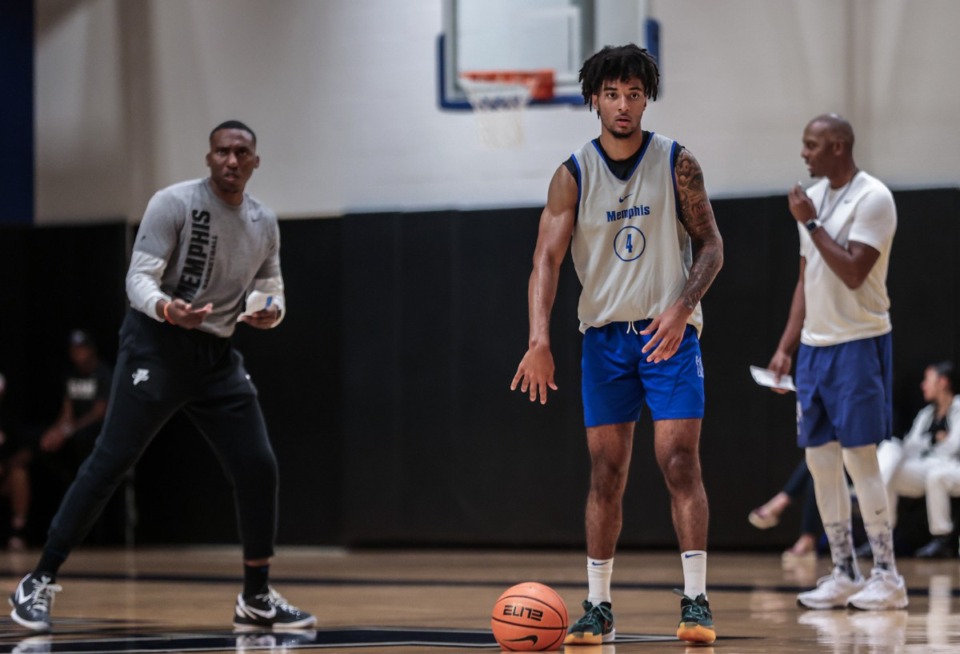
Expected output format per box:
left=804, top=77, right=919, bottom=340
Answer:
left=768, top=114, right=906, bottom=610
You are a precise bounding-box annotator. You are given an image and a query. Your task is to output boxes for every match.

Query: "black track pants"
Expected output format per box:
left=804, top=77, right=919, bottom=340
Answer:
left=46, top=309, right=278, bottom=560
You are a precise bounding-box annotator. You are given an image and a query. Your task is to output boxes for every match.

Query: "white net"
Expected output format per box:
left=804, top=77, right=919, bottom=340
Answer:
left=459, top=76, right=533, bottom=149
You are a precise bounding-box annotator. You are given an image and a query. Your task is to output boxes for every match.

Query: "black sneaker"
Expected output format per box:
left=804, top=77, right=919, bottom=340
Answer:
left=235, top=630, right=317, bottom=651
left=233, top=587, right=316, bottom=631
left=9, top=574, right=62, bottom=632
left=563, top=600, right=615, bottom=645
left=915, top=536, right=955, bottom=559
left=675, top=590, right=716, bottom=644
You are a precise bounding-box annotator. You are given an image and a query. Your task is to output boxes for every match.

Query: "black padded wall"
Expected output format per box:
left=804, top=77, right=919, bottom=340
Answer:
left=336, top=189, right=960, bottom=549
left=1, top=188, right=956, bottom=550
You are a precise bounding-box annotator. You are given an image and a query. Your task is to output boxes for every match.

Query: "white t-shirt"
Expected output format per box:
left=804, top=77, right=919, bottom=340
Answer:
left=798, top=171, right=896, bottom=346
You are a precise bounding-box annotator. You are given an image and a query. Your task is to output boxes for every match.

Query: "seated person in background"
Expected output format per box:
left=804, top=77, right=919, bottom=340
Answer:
left=919, top=455, right=960, bottom=557
left=878, top=361, right=960, bottom=557
left=29, top=331, right=115, bottom=542
left=0, top=372, right=31, bottom=550
left=39, top=330, right=112, bottom=459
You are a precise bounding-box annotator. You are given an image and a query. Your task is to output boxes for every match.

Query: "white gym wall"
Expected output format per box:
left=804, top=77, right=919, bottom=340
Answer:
left=34, top=0, right=960, bottom=224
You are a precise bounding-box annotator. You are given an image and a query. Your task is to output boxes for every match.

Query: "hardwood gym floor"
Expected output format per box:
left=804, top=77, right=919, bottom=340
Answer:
left=1, top=547, right=958, bottom=652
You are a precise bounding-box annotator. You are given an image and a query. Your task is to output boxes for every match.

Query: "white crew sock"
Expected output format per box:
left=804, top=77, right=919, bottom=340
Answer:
left=681, top=550, right=707, bottom=599
left=586, top=557, right=613, bottom=605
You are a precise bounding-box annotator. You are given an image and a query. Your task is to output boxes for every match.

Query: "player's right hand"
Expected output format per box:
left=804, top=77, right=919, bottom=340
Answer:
left=787, top=183, right=816, bottom=224
left=166, top=299, right=213, bottom=330
left=767, top=350, right=793, bottom=395
left=511, top=345, right=558, bottom=405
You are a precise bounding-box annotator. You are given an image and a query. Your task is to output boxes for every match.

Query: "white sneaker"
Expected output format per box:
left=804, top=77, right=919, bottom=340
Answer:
left=847, top=568, right=908, bottom=610
left=797, top=611, right=852, bottom=641
left=797, top=568, right=865, bottom=609
left=848, top=610, right=908, bottom=647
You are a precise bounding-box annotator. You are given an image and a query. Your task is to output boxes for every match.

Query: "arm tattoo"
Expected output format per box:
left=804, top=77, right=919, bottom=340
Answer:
left=675, top=149, right=724, bottom=311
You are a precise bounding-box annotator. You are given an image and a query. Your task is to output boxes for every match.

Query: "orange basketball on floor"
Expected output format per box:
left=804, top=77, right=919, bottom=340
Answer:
left=491, top=582, right=569, bottom=651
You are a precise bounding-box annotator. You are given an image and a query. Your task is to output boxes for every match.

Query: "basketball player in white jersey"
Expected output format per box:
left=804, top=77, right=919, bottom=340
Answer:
left=511, top=44, right=723, bottom=645
left=767, top=114, right=907, bottom=610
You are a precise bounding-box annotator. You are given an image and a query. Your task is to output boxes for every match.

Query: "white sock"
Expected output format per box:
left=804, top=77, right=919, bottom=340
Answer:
left=681, top=550, right=707, bottom=599
left=822, top=521, right=861, bottom=579
left=863, top=518, right=897, bottom=574
left=586, top=557, right=613, bottom=605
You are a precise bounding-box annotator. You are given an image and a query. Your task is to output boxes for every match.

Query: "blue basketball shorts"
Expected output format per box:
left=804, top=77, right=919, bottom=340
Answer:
left=795, top=332, right=893, bottom=449
left=581, top=320, right=705, bottom=428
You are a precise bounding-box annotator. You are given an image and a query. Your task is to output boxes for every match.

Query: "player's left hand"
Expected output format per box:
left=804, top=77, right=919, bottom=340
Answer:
left=640, top=303, right=691, bottom=363
left=40, top=428, right=68, bottom=453
left=240, top=307, right=281, bottom=329
left=788, top=183, right=816, bottom=224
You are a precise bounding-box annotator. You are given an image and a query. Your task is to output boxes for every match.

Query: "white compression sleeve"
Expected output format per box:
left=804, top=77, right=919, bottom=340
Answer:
left=844, top=443, right=897, bottom=570
left=842, top=444, right=888, bottom=522
left=806, top=441, right=849, bottom=525
left=807, top=442, right=859, bottom=573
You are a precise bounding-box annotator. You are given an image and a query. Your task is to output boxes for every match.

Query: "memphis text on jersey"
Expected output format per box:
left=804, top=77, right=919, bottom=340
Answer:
left=174, top=209, right=219, bottom=301
left=607, top=204, right=651, bottom=222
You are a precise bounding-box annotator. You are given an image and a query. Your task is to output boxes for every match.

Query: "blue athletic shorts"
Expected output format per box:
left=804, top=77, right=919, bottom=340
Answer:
left=795, top=332, right=893, bottom=448
left=581, top=320, right=705, bottom=427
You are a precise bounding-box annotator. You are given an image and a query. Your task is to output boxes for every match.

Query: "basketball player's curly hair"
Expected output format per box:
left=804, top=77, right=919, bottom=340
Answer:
left=579, top=44, right=660, bottom=107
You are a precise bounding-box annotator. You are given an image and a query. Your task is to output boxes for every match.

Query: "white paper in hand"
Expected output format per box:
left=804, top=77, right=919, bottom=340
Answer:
left=238, top=291, right=275, bottom=321
left=750, top=365, right=796, bottom=392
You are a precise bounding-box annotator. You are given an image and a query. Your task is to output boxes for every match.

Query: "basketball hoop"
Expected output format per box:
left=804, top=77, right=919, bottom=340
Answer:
left=459, top=70, right=554, bottom=149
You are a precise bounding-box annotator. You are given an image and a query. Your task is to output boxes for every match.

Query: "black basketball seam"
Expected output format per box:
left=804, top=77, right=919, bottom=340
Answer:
left=491, top=616, right=567, bottom=630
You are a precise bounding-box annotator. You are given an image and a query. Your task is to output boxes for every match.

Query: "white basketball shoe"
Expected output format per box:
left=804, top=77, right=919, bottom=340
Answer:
left=797, top=568, right=865, bottom=609
left=847, top=568, right=909, bottom=610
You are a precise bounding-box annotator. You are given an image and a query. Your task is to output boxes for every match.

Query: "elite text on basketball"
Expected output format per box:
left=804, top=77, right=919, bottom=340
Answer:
left=502, top=605, right=544, bottom=622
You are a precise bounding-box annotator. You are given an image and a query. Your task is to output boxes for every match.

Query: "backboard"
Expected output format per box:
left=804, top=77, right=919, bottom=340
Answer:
left=438, top=0, right=659, bottom=110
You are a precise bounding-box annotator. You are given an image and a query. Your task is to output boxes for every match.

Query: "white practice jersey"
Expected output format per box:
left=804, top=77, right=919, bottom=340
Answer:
left=570, top=134, right=702, bottom=334
left=798, top=171, right=896, bottom=346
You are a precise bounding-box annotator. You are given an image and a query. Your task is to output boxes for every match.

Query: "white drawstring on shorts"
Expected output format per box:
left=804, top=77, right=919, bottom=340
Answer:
left=625, top=321, right=639, bottom=335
